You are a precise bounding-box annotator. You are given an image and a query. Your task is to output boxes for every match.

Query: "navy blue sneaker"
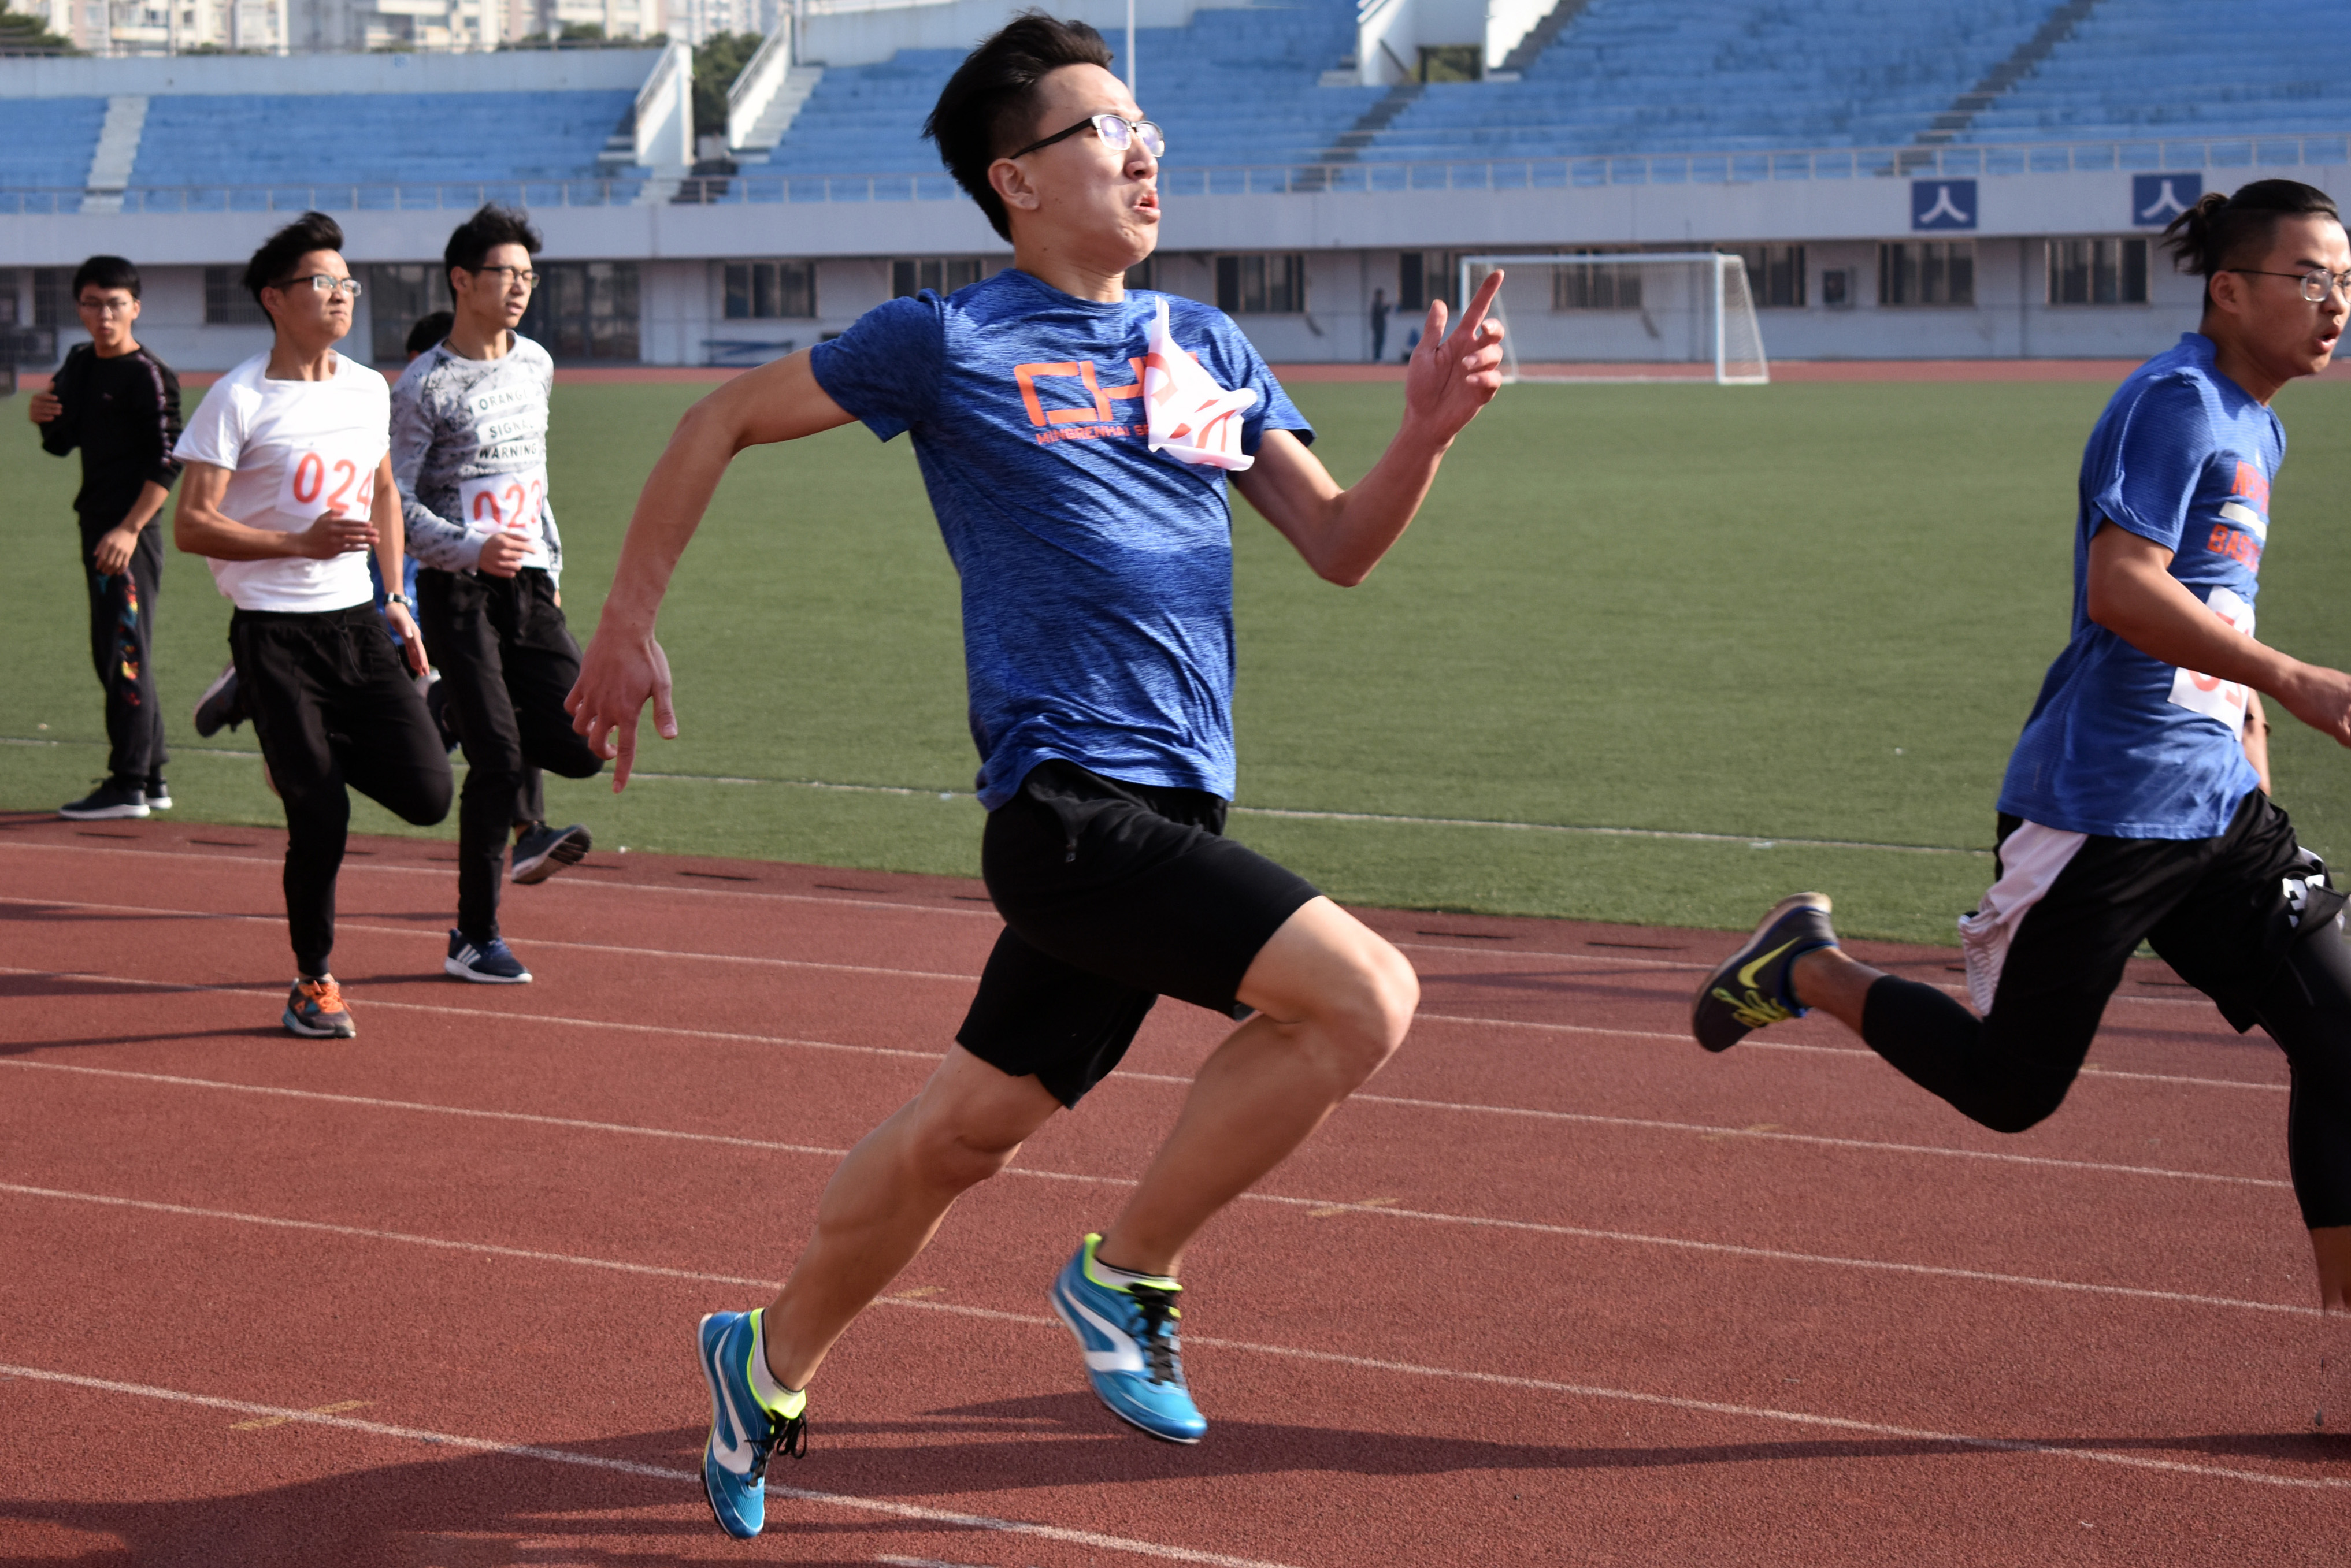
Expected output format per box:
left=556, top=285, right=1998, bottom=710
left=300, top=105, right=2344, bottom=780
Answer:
left=511, top=821, right=591, bottom=885
left=192, top=663, right=246, bottom=737
left=697, top=1309, right=807, bottom=1539
left=1049, top=1234, right=1206, bottom=1444
left=444, top=930, right=532, bottom=984
left=1690, top=893, right=1839, bottom=1053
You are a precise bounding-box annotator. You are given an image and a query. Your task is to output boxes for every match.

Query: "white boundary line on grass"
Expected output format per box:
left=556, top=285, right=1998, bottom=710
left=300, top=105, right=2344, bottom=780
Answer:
left=0, top=1363, right=1297, bottom=1568
left=0, top=1058, right=2311, bottom=1316
left=2, top=737, right=1993, bottom=857
left=1, top=1199, right=2340, bottom=1493
left=0, top=968, right=2293, bottom=1189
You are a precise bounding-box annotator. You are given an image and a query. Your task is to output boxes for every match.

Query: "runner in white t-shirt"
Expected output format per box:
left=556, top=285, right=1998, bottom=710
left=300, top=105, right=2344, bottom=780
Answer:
left=172, top=211, right=454, bottom=1039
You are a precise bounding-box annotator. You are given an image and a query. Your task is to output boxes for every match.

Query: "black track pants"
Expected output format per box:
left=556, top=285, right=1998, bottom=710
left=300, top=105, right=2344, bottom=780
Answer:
left=1859, top=794, right=2351, bottom=1227
left=231, top=604, right=454, bottom=976
left=81, top=517, right=166, bottom=785
left=414, top=567, right=603, bottom=942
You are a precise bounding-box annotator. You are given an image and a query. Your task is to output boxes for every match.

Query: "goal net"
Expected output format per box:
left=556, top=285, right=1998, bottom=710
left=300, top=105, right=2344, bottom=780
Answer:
left=1455, top=252, right=1769, bottom=385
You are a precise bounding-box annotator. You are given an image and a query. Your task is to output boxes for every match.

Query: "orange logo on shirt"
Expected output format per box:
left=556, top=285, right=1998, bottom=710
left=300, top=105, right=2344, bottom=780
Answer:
left=1014, top=360, right=1147, bottom=442
left=2230, top=460, right=2270, bottom=511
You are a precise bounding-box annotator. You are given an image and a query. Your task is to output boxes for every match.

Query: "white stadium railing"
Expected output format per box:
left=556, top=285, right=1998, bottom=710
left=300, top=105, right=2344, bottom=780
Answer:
left=1, top=131, right=2343, bottom=213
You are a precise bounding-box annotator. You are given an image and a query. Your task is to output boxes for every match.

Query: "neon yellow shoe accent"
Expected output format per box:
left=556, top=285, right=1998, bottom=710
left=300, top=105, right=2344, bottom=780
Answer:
left=1081, top=1232, right=1180, bottom=1294
left=1736, top=939, right=1801, bottom=991
left=1712, top=986, right=1796, bottom=1030
left=742, top=1309, right=810, bottom=1421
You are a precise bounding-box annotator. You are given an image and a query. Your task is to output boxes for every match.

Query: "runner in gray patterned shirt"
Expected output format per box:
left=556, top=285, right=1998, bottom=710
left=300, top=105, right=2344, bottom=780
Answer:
left=392, top=204, right=603, bottom=985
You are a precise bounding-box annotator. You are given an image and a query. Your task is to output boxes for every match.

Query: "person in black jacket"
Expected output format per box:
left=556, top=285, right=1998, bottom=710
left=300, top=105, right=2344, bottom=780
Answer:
left=31, top=255, right=184, bottom=819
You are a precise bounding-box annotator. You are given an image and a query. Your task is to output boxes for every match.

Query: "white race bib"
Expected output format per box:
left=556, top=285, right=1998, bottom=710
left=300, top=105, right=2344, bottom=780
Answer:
left=458, top=465, right=550, bottom=567
left=2167, top=585, right=2257, bottom=733
left=275, top=443, right=380, bottom=522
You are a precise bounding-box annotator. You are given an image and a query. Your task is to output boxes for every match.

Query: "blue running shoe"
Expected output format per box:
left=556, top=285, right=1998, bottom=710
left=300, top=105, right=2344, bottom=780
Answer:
left=1049, top=1234, right=1206, bottom=1444
left=444, top=930, right=532, bottom=984
left=696, top=1309, right=807, bottom=1540
left=1690, top=892, right=1839, bottom=1053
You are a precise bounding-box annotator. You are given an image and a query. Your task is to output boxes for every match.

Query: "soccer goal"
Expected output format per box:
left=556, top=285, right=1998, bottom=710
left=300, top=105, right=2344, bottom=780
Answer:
left=1455, top=252, right=1770, bottom=385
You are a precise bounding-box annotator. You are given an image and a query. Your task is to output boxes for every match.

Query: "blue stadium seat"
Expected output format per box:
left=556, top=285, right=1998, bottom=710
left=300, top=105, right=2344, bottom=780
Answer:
left=0, top=96, right=108, bottom=188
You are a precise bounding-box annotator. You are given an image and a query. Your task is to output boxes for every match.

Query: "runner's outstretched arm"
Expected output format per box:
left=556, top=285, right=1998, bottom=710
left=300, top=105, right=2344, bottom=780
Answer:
left=2087, top=521, right=2351, bottom=744
left=565, top=352, right=856, bottom=787
left=1232, top=269, right=1506, bottom=586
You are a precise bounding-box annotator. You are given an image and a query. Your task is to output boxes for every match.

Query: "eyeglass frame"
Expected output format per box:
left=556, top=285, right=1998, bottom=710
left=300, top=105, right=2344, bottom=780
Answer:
left=1007, top=112, right=1166, bottom=162
left=2225, top=266, right=2351, bottom=303
left=468, top=263, right=540, bottom=289
left=269, top=273, right=364, bottom=300
left=75, top=293, right=138, bottom=317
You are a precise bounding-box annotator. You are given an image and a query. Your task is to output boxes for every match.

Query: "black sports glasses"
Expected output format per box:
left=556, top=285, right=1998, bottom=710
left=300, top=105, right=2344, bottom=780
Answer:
left=1009, top=112, right=1166, bottom=161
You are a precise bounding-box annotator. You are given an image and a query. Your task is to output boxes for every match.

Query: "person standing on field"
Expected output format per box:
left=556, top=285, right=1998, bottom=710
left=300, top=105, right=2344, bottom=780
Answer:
left=392, top=205, right=602, bottom=986
left=31, top=254, right=184, bottom=820
left=173, top=211, right=453, bottom=1039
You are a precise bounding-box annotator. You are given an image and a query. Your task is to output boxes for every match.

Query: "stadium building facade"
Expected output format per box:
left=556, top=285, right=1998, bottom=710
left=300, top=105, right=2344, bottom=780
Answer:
left=3, top=0, right=2346, bottom=371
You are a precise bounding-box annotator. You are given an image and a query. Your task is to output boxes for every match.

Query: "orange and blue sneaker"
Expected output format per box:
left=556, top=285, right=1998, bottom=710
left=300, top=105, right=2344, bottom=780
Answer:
left=283, top=975, right=357, bottom=1039
left=1049, top=1234, right=1206, bottom=1444
left=696, top=1309, right=808, bottom=1539
left=1690, top=893, right=1839, bottom=1053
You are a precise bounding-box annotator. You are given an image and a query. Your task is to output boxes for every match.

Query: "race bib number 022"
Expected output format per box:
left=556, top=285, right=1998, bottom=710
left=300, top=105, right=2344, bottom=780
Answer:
left=2167, top=585, right=2257, bottom=733
left=276, top=445, right=381, bottom=522
left=458, top=465, right=547, bottom=537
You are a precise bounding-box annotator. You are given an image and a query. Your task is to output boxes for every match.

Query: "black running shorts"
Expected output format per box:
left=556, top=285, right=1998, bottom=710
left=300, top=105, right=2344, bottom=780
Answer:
left=957, top=760, right=1322, bottom=1106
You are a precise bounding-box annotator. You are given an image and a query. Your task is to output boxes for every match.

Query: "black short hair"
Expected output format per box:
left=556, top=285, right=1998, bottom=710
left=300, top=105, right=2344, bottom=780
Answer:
left=72, top=255, right=140, bottom=300
left=444, top=203, right=543, bottom=281
left=2163, top=179, right=2344, bottom=311
left=243, top=211, right=346, bottom=307
left=922, top=11, right=1114, bottom=241
left=406, top=310, right=455, bottom=356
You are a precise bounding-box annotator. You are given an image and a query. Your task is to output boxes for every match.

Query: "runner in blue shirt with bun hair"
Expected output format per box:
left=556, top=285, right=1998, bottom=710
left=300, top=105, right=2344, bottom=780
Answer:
left=564, top=10, right=1505, bottom=1540
left=1693, top=178, right=2351, bottom=1329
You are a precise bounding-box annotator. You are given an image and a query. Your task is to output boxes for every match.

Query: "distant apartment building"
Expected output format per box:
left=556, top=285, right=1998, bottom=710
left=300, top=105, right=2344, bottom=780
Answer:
left=41, top=0, right=672, bottom=53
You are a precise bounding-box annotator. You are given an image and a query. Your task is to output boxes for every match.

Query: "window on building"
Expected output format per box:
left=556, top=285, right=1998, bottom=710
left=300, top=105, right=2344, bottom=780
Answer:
left=2047, top=237, right=2148, bottom=306
left=521, top=261, right=640, bottom=362
left=723, top=260, right=816, bottom=319
left=1551, top=253, right=1644, bottom=311
left=366, top=262, right=454, bottom=363
left=33, top=267, right=72, bottom=329
left=892, top=258, right=985, bottom=298
left=203, top=266, right=270, bottom=326
left=1215, top=253, right=1306, bottom=314
left=1734, top=244, right=1807, bottom=309
left=1878, top=241, right=1974, bottom=307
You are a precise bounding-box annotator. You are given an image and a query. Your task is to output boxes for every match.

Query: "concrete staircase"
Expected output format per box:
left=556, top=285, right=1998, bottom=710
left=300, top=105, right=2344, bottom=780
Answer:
left=80, top=95, right=148, bottom=215
left=730, top=66, right=824, bottom=164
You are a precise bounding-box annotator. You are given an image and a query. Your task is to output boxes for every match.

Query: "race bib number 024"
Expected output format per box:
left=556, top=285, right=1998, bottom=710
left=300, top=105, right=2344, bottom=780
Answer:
left=458, top=465, right=547, bottom=537
left=2167, top=585, right=2257, bottom=733
left=276, top=445, right=381, bottom=522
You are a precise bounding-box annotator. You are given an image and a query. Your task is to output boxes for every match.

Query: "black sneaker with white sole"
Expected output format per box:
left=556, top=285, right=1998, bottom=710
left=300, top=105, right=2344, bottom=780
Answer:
left=512, top=822, right=591, bottom=885
left=193, top=664, right=246, bottom=737
left=1690, top=893, right=1840, bottom=1053
left=60, top=778, right=150, bottom=821
left=145, top=777, right=172, bottom=811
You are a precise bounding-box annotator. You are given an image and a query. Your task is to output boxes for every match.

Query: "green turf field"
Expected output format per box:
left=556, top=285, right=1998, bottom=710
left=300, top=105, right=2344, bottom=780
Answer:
left=9, top=373, right=2350, bottom=943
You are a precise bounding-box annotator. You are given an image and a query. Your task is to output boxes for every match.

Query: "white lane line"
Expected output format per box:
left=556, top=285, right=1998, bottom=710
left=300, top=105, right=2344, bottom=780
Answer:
left=0, top=1363, right=1294, bottom=1568
left=0, top=974, right=2290, bottom=1189
left=1415, top=1013, right=2289, bottom=1093
left=0, top=1207, right=2335, bottom=1495
left=0, top=1094, right=2312, bottom=1320
left=0, top=850, right=2225, bottom=1016
left=0, top=838, right=1003, bottom=921
left=0, top=896, right=976, bottom=984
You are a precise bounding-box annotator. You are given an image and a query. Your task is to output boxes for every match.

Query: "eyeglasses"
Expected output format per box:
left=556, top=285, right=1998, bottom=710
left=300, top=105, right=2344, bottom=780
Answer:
left=76, top=297, right=136, bottom=316
left=2227, top=266, right=2351, bottom=303
left=1008, top=112, right=1166, bottom=162
left=471, top=264, right=539, bottom=288
left=271, top=274, right=362, bottom=299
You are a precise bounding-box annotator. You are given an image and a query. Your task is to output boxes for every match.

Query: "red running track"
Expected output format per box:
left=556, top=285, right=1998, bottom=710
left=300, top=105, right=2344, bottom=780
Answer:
left=1, top=809, right=2345, bottom=1565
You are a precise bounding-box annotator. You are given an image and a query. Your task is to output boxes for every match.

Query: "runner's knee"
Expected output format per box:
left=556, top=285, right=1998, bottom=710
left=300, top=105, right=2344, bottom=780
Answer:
left=1303, top=938, right=1418, bottom=1080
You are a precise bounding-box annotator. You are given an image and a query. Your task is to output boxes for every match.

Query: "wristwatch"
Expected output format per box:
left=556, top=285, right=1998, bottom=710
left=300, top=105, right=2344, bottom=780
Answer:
left=385, top=593, right=414, bottom=610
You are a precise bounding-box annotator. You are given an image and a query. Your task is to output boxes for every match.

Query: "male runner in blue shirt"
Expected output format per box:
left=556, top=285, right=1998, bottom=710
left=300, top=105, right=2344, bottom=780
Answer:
left=1694, top=179, right=2351, bottom=1327
left=566, top=14, right=1504, bottom=1540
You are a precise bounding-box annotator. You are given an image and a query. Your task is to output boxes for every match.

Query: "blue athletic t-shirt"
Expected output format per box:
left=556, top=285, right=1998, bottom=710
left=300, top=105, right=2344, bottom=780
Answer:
left=1998, top=333, right=2281, bottom=839
left=808, top=267, right=1311, bottom=810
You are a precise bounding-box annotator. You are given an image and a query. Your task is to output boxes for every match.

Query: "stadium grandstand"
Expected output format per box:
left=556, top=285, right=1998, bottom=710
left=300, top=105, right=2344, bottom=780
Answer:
left=1, top=0, right=2346, bottom=370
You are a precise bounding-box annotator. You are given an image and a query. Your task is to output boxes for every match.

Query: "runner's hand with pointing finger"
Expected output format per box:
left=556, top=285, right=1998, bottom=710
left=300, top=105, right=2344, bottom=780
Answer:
left=566, top=622, right=676, bottom=792
left=1403, top=267, right=1507, bottom=447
